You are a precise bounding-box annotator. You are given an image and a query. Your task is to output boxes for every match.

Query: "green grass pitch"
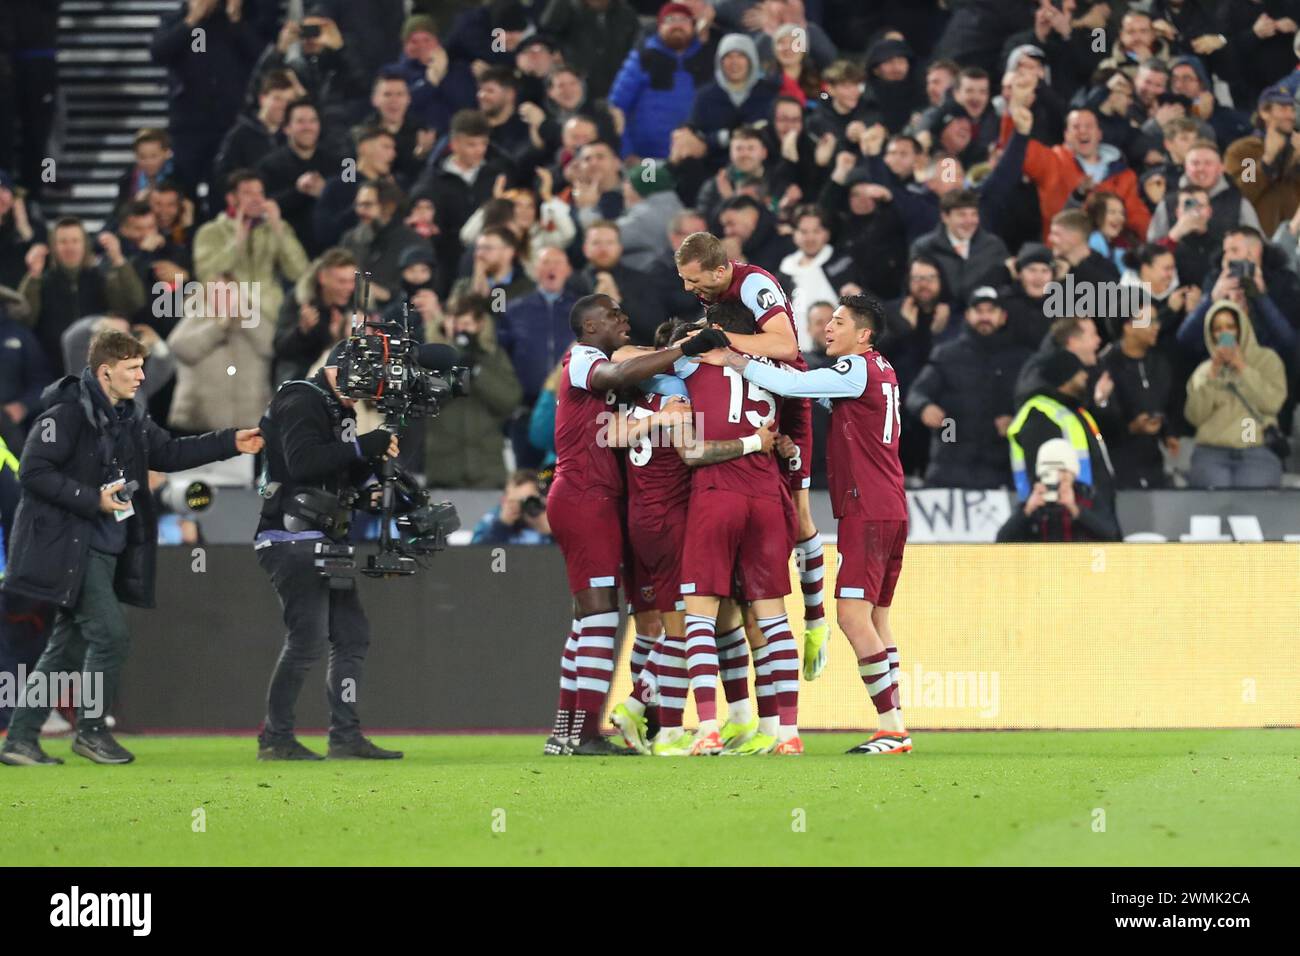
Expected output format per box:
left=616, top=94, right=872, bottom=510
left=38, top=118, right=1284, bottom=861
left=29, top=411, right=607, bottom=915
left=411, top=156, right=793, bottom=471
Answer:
left=3, top=730, right=1296, bottom=866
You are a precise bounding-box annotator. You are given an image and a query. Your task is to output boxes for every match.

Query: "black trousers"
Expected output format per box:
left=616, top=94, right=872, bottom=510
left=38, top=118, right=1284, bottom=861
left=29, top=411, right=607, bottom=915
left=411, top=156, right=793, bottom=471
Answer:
left=256, top=541, right=370, bottom=745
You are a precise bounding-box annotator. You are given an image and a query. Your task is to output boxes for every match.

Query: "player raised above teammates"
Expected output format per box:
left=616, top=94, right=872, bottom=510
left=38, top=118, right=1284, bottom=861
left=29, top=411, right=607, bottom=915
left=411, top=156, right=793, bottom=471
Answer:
left=675, top=233, right=830, bottom=682
left=544, top=294, right=727, bottom=756
left=697, top=293, right=912, bottom=755
left=667, top=302, right=803, bottom=756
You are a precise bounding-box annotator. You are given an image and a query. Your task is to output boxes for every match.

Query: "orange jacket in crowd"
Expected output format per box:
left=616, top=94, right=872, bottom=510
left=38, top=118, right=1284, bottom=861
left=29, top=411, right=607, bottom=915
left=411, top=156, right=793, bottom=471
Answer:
left=998, top=112, right=1151, bottom=242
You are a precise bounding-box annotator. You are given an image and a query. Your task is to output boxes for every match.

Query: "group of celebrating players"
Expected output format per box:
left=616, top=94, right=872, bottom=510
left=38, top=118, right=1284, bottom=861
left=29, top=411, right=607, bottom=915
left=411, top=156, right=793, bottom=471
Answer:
left=542, top=231, right=910, bottom=757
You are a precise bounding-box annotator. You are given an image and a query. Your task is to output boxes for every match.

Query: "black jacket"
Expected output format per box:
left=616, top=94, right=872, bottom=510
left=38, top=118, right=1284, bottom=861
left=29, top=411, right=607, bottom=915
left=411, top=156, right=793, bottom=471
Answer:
left=256, top=369, right=392, bottom=538
left=1098, top=343, right=1178, bottom=489
left=213, top=114, right=281, bottom=198
left=150, top=8, right=263, bottom=135
left=3, top=373, right=237, bottom=608
left=905, top=325, right=1031, bottom=488
left=257, top=145, right=341, bottom=257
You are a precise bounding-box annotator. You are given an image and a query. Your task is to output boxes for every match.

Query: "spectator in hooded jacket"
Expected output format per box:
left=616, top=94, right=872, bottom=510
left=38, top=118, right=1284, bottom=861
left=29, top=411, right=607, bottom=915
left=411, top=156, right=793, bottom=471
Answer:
left=909, top=189, right=1009, bottom=311
left=905, top=285, right=1032, bottom=489
left=609, top=3, right=713, bottom=160
left=690, top=33, right=780, bottom=163
left=862, top=37, right=926, bottom=134
left=1184, top=299, right=1288, bottom=488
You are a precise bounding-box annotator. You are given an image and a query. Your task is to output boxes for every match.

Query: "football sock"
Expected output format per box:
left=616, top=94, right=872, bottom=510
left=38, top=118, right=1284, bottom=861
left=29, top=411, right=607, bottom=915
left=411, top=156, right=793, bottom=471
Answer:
left=795, top=533, right=826, bottom=625
left=684, top=613, right=719, bottom=723
left=657, top=636, right=689, bottom=730
left=859, top=650, right=903, bottom=731
left=716, top=625, right=750, bottom=705
left=753, top=642, right=778, bottom=733
left=630, top=630, right=656, bottom=680
left=759, top=614, right=799, bottom=730
left=574, top=611, right=619, bottom=741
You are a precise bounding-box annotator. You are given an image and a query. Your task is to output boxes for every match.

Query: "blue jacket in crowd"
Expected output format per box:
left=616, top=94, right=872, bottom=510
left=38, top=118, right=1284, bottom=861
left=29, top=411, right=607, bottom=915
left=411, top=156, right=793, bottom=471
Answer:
left=609, top=35, right=712, bottom=160
left=497, top=288, right=579, bottom=401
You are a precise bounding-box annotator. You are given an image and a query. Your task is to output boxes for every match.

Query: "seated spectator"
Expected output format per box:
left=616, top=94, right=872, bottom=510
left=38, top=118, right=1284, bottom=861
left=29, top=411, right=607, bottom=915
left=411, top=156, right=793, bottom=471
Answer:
left=1147, top=139, right=1262, bottom=242
left=538, top=0, right=642, bottom=102
left=777, top=204, right=858, bottom=351
left=116, top=129, right=179, bottom=207
left=469, top=469, right=554, bottom=544
left=1225, top=85, right=1300, bottom=236
left=1006, top=105, right=1151, bottom=241
left=567, top=219, right=656, bottom=343
left=212, top=71, right=297, bottom=215
left=617, top=160, right=684, bottom=272
left=807, top=58, right=877, bottom=150
left=1184, top=300, right=1287, bottom=489
left=717, top=193, right=794, bottom=276
left=905, top=286, right=1031, bottom=489
left=423, top=295, right=522, bottom=489
left=366, top=70, right=435, bottom=189
left=194, top=170, right=309, bottom=334
left=1015, top=315, right=1104, bottom=406
left=499, top=247, right=577, bottom=468
left=694, top=125, right=778, bottom=224
left=608, top=3, right=712, bottom=160
left=166, top=274, right=276, bottom=433
left=258, top=99, right=339, bottom=257
left=19, top=218, right=145, bottom=373
left=413, top=110, right=508, bottom=296
left=1099, top=303, right=1180, bottom=489
left=1001, top=242, right=1056, bottom=350
left=386, top=14, right=476, bottom=137
left=340, top=179, right=426, bottom=305
left=0, top=174, right=44, bottom=290
left=690, top=33, right=780, bottom=161
left=273, top=247, right=358, bottom=385
left=315, top=125, right=397, bottom=250
left=909, top=188, right=1009, bottom=309
left=475, top=66, right=535, bottom=164
left=448, top=226, right=536, bottom=315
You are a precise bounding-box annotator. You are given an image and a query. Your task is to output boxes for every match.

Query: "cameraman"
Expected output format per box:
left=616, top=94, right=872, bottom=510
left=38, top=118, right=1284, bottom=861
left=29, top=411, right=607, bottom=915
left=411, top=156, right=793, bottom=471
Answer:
left=1002, top=350, right=1121, bottom=543
left=423, top=295, right=522, bottom=489
left=254, top=342, right=403, bottom=761
left=1, top=329, right=262, bottom=766
left=471, top=469, right=552, bottom=545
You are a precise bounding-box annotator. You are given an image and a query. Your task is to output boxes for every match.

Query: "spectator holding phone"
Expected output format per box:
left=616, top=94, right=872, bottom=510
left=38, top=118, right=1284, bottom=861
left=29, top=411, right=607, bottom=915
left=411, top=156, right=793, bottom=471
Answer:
left=1099, top=304, right=1179, bottom=489
left=1184, top=300, right=1288, bottom=488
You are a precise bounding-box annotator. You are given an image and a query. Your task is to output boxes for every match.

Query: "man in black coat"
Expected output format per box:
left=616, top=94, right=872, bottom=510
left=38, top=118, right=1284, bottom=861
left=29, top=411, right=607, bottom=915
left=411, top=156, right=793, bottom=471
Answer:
left=257, top=99, right=339, bottom=257
left=0, top=330, right=261, bottom=766
left=905, top=286, right=1032, bottom=489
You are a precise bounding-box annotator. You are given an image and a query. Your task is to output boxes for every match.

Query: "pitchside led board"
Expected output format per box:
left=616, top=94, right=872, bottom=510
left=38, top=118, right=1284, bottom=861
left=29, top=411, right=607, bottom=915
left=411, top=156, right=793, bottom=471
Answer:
left=608, top=544, right=1300, bottom=731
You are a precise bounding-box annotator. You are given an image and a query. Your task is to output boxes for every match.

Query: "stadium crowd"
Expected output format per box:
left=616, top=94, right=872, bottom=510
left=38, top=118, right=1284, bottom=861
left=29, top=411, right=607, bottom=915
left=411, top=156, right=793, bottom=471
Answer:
left=4, top=0, right=1300, bottom=522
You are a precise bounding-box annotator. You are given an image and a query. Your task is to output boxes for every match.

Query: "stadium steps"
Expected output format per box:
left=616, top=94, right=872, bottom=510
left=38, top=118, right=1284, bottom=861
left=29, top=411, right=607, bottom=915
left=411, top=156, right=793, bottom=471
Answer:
left=45, top=2, right=172, bottom=233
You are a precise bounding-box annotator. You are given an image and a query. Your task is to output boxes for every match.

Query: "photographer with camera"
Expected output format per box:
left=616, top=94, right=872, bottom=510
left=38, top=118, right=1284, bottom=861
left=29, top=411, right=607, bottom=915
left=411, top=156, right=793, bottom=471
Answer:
left=253, top=340, right=405, bottom=762
left=422, top=294, right=522, bottom=489
left=0, top=329, right=263, bottom=766
left=1002, top=350, right=1121, bottom=543
left=470, top=469, right=553, bottom=545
